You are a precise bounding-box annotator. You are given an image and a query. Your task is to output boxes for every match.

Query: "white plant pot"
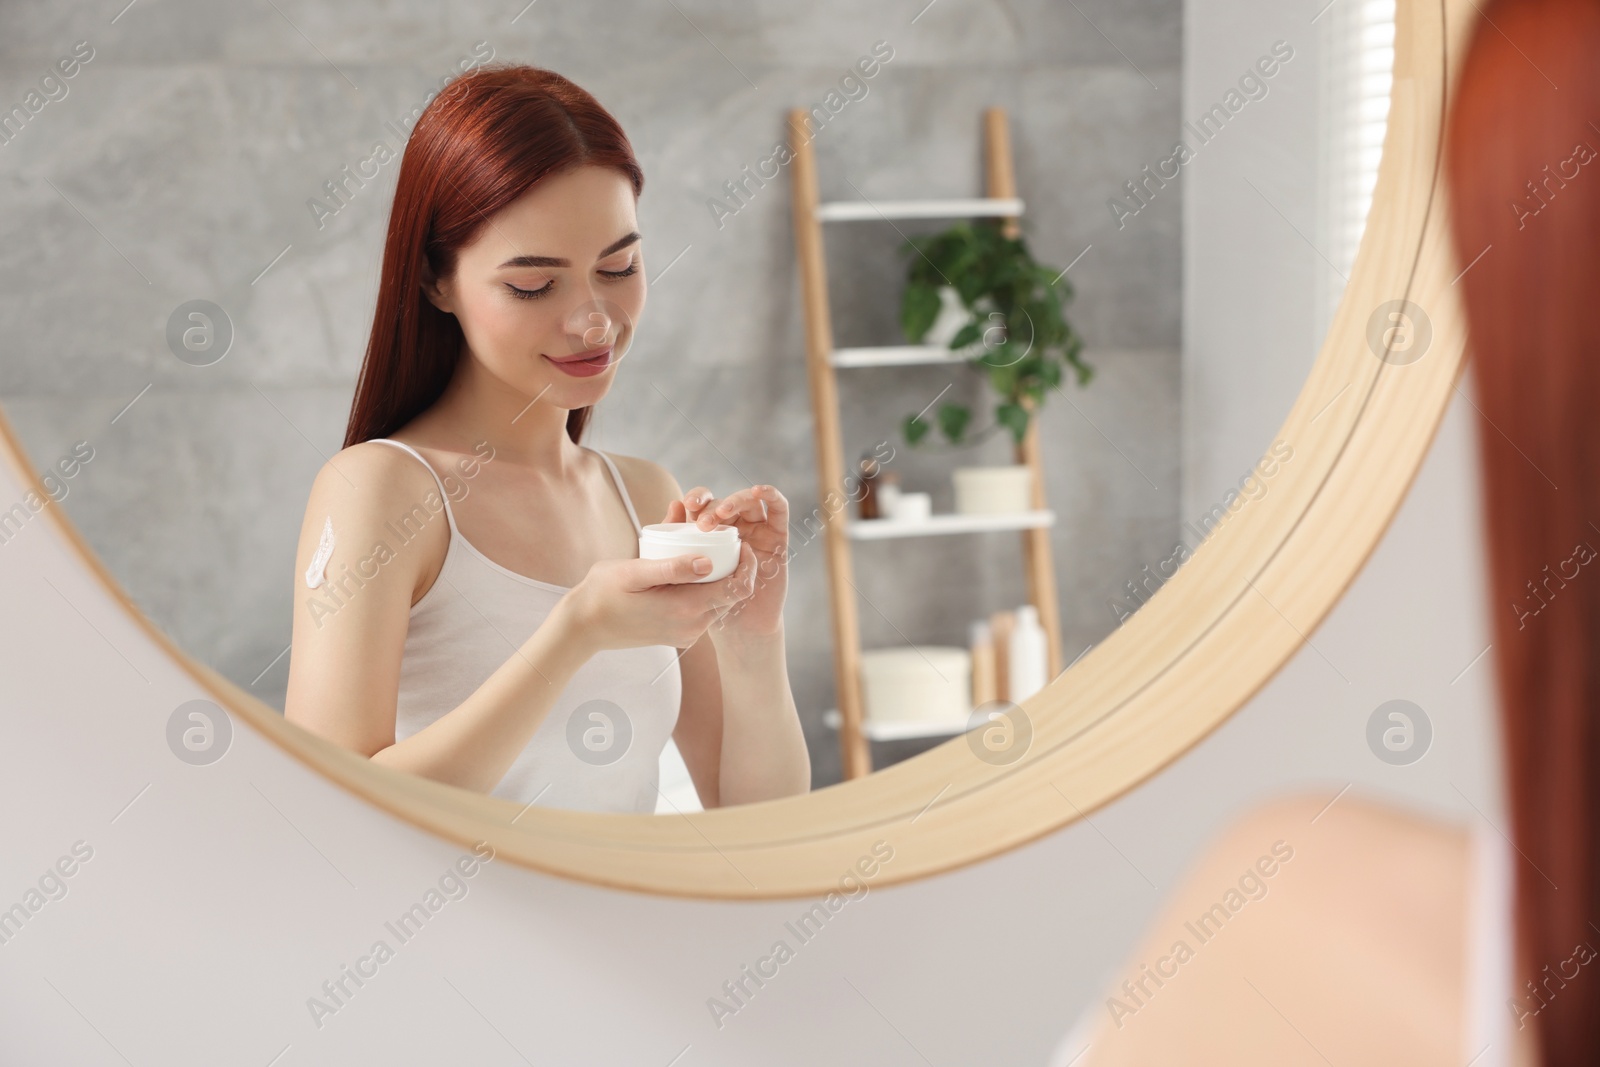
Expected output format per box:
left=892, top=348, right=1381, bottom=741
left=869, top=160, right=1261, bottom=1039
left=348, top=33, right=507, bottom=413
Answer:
left=923, top=285, right=970, bottom=347
left=953, top=465, right=1034, bottom=514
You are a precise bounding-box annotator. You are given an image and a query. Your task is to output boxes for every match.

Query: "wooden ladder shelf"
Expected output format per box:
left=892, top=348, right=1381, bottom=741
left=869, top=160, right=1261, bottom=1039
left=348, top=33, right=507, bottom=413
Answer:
left=787, top=106, right=1066, bottom=780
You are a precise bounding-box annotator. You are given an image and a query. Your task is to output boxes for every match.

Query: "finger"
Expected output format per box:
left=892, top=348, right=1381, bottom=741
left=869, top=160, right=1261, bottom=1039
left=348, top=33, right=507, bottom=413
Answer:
left=725, top=543, right=760, bottom=599
left=681, top=487, right=716, bottom=523
left=691, top=491, right=731, bottom=529
left=739, top=542, right=760, bottom=596
left=702, top=489, right=755, bottom=527
left=700, top=544, right=757, bottom=608
left=664, top=499, right=686, bottom=523
left=700, top=485, right=786, bottom=530
left=719, top=564, right=760, bottom=621
left=753, top=484, right=787, bottom=527
left=696, top=486, right=761, bottom=529
left=720, top=541, right=755, bottom=585
left=629, top=552, right=715, bottom=589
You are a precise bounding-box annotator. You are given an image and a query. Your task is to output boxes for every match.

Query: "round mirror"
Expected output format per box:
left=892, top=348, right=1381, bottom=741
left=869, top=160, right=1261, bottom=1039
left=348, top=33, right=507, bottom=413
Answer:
left=0, top=0, right=1464, bottom=897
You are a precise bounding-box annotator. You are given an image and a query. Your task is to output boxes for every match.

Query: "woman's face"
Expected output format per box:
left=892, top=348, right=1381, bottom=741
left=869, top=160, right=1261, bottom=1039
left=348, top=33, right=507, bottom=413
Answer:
left=424, top=163, right=646, bottom=406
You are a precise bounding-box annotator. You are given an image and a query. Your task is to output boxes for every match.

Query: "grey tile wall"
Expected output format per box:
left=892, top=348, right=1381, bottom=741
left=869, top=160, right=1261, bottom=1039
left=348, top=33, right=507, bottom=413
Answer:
left=0, top=0, right=1179, bottom=787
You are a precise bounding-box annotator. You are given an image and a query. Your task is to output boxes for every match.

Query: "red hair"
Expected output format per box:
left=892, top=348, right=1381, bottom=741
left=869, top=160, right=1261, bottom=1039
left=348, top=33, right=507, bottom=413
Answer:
left=1446, top=0, right=1600, bottom=1058
left=342, top=65, right=645, bottom=449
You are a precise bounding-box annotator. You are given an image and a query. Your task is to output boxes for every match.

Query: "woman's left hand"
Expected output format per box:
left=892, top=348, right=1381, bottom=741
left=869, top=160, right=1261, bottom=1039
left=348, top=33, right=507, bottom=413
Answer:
left=666, top=483, right=789, bottom=644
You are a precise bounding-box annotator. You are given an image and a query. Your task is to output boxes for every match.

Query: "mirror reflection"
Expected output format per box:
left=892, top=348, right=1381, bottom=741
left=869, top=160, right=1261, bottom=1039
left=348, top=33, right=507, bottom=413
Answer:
left=0, top=2, right=1390, bottom=815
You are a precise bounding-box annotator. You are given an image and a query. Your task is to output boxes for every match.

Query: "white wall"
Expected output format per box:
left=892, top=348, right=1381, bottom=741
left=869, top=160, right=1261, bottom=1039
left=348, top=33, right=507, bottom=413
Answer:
left=0, top=2, right=1504, bottom=1063
left=0, top=360, right=1503, bottom=1067
left=1175, top=0, right=1504, bottom=804
left=1182, top=2, right=1321, bottom=522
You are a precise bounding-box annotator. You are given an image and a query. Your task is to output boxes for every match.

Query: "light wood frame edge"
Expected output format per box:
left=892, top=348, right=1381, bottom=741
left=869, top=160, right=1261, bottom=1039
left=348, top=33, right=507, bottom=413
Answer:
left=0, top=0, right=1466, bottom=901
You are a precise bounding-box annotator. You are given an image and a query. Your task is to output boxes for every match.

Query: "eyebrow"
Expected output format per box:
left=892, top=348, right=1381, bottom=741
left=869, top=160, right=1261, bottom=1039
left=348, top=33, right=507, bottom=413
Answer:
left=495, top=231, right=641, bottom=270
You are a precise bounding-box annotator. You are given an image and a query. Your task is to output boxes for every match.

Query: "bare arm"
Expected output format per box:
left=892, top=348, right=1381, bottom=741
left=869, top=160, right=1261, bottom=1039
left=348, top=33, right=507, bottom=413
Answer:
left=367, top=608, right=591, bottom=792
left=673, top=632, right=724, bottom=808
left=672, top=624, right=810, bottom=807
left=283, top=443, right=595, bottom=794
left=634, top=459, right=809, bottom=806
left=706, top=625, right=809, bottom=804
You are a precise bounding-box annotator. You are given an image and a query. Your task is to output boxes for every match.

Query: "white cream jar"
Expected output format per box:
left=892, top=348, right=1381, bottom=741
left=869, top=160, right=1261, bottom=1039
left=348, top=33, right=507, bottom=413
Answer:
left=638, top=522, right=741, bottom=583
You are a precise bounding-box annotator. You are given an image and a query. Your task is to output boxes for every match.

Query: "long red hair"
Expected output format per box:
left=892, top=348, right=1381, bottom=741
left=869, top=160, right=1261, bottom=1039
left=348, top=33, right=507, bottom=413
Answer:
left=1446, top=0, right=1600, bottom=1059
left=342, top=65, right=645, bottom=449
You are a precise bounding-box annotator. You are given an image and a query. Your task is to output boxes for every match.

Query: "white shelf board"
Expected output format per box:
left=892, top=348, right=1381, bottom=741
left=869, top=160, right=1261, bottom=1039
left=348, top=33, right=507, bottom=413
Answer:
left=822, top=708, right=971, bottom=741
left=831, top=345, right=982, bottom=368
left=847, top=509, right=1056, bottom=540
left=814, top=197, right=1024, bottom=222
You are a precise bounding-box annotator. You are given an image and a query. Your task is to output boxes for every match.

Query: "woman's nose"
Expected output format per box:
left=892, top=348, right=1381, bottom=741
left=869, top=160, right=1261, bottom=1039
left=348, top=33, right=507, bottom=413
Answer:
left=564, top=297, right=626, bottom=350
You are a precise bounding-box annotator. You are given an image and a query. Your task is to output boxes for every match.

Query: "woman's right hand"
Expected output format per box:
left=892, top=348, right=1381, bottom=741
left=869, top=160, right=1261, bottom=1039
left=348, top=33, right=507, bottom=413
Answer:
left=557, top=545, right=758, bottom=654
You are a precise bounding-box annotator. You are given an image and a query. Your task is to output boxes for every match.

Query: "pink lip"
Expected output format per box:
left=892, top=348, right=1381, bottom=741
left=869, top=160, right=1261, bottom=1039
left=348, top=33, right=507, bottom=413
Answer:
left=543, top=345, right=614, bottom=377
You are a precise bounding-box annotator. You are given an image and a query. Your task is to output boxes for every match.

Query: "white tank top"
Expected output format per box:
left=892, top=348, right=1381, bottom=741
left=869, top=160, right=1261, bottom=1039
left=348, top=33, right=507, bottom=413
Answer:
left=368, top=437, right=682, bottom=813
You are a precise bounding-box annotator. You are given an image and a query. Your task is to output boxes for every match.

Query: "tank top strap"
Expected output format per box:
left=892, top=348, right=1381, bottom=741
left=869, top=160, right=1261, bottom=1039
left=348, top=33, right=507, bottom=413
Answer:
left=1463, top=821, right=1513, bottom=1065
left=367, top=438, right=460, bottom=536
left=586, top=446, right=643, bottom=534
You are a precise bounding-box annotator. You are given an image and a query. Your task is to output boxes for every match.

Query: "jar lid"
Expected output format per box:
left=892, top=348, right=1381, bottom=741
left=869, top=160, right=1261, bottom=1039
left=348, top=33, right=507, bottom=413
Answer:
left=640, top=522, right=740, bottom=545
left=860, top=646, right=971, bottom=675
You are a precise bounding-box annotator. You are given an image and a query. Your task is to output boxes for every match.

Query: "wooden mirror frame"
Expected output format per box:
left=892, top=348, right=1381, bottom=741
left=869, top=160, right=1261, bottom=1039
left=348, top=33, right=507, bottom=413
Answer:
left=0, top=0, right=1468, bottom=900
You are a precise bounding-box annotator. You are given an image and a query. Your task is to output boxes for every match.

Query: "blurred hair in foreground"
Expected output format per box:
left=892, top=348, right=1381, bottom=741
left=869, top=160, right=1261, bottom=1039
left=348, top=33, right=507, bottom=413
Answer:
left=1446, top=0, right=1600, bottom=1060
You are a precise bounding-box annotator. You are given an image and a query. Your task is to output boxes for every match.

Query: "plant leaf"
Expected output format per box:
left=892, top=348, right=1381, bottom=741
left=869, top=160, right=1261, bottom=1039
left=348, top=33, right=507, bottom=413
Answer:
left=997, top=401, right=1031, bottom=445
left=903, top=413, right=929, bottom=447
left=899, top=222, right=1095, bottom=444
left=901, top=282, right=940, bottom=343
left=937, top=402, right=971, bottom=444
left=1040, top=357, right=1063, bottom=389
left=949, top=320, right=982, bottom=350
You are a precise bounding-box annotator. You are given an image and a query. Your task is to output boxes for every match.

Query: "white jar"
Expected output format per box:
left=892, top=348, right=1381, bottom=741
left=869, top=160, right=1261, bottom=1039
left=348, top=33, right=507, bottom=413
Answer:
left=953, top=465, right=1034, bottom=514
left=638, top=522, right=741, bottom=583
left=887, top=491, right=931, bottom=522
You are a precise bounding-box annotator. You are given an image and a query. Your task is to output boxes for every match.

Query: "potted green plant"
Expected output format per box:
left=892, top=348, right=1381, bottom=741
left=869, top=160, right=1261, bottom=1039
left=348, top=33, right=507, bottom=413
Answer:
left=896, top=221, right=1093, bottom=514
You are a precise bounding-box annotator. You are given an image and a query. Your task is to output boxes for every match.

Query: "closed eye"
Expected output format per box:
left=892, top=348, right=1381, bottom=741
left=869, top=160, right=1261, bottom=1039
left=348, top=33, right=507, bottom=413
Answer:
left=507, top=261, right=639, bottom=300
left=507, top=280, right=555, bottom=300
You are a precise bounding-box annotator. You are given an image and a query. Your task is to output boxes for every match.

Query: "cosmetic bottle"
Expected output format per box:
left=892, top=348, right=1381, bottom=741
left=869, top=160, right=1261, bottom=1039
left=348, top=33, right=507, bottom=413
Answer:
left=1007, top=604, right=1048, bottom=703
left=988, top=609, right=1015, bottom=702
left=858, top=451, right=883, bottom=520
left=875, top=469, right=902, bottom=519
left=969, top=620, right=998, bottom=709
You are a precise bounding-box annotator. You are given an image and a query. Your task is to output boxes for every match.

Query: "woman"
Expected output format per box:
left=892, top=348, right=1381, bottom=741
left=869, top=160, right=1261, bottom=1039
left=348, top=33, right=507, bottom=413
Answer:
left=283, top=65, right=810, bottom=813
left=1053, top=0, right=1598, bottom=1061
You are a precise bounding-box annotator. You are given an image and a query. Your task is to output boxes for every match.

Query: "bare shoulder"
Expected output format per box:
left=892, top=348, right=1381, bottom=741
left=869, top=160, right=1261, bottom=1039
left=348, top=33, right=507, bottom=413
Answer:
left=1074, top=791, right=1473, bottom=1065
left=284, top=439, right=451, bottom=746
left=294, top=440, right=449, bottom=599
left=1198, top=790, right=1472, bottom=943
left=302, top=440, right=443, bottom=521
left=1215, top=788, right=1471, bottom=859
left=601, top=452, right=683, bottom=527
